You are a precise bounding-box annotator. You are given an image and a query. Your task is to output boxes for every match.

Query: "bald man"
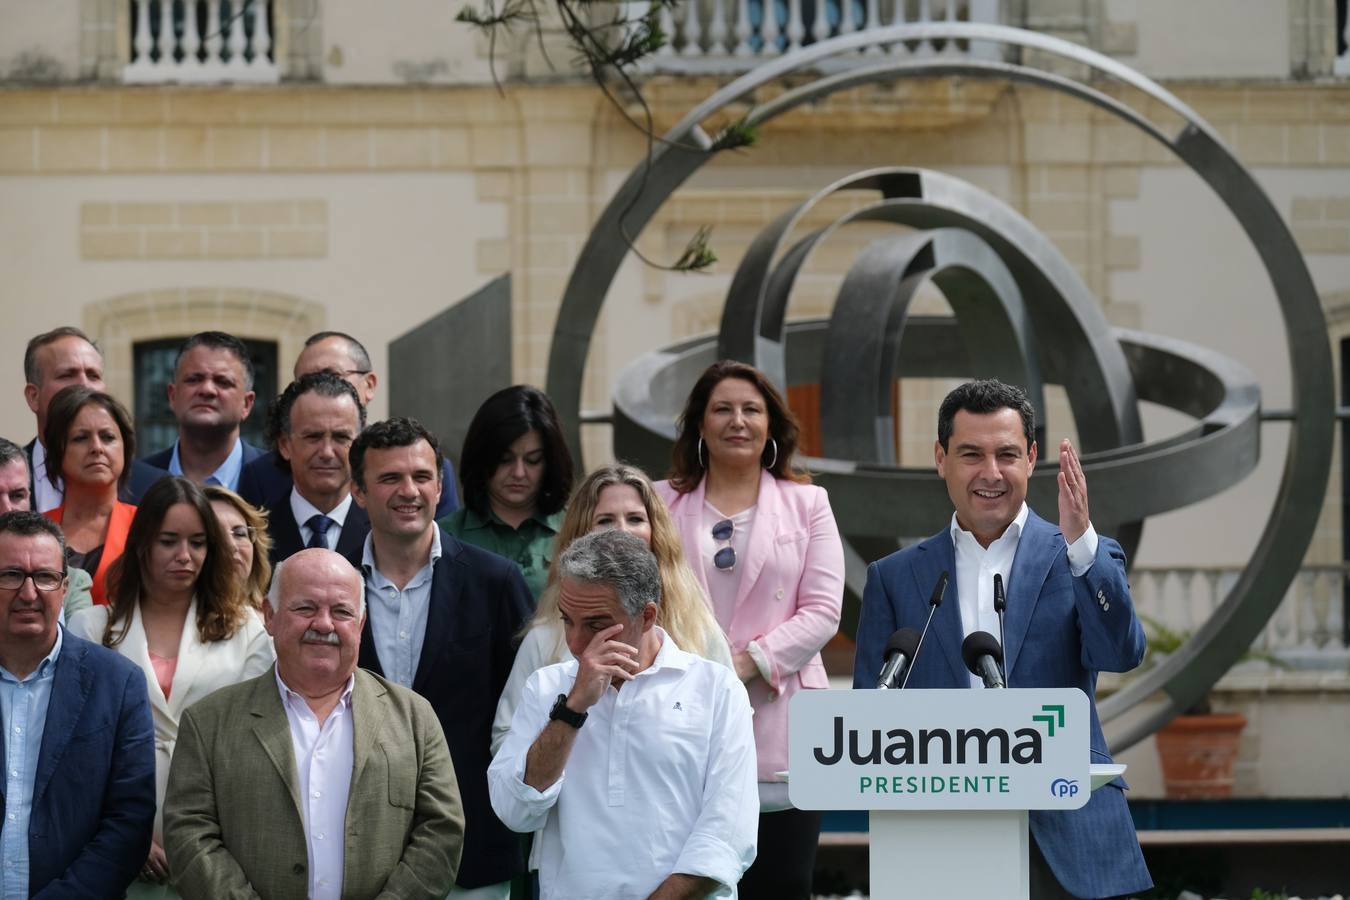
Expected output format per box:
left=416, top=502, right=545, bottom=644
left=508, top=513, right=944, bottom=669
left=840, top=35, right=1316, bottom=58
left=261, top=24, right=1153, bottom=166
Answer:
left=165, top=549, right=465, bottom=900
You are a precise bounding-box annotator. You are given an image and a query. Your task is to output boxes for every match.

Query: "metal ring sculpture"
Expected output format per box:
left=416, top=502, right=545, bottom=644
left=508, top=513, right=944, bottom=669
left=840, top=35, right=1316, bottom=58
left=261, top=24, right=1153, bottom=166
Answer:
left=545, top=24, right=1334, bottom=751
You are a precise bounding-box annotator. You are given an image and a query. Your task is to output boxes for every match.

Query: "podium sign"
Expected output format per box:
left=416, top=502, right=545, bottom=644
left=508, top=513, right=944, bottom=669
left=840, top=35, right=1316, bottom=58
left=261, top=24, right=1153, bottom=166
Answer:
left=788, top=688, right=1090, bottom=811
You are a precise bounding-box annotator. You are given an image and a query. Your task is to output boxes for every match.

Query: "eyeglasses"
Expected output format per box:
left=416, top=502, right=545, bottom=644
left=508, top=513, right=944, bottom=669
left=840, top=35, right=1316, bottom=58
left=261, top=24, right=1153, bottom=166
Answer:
left=711, top=518, right=736, bottom=572
left=227, top=526, right=257, bottom=544
left=0, top=568, right=66, bottom=592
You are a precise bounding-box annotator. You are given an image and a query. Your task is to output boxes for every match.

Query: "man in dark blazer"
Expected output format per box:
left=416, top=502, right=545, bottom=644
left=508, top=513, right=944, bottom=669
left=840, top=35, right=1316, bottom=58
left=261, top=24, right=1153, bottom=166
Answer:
left=853, top=380, right=1152, bottom=900
left=238, top=330, right=459, bottom=516
left=0, top=511, right=155, bottom=896
left=350, top=417, right=532, bottom=895
left=21, top=326, right=165, bottom=510
left=139, top=331, right=264, bottom=490
left=260, top=371, right=370, bottom=569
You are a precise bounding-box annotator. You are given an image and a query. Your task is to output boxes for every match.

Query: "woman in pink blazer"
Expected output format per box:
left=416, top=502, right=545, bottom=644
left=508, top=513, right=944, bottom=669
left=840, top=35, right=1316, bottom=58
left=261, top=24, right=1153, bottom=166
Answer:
left=655, top=360, right=844, bottom=900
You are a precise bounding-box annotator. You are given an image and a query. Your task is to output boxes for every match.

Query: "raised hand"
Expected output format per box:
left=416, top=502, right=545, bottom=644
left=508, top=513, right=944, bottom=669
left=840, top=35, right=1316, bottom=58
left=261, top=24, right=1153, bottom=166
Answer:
left=1057, top=438, right=1090, bottom=544
left=567, top=623, right=640, bottom=711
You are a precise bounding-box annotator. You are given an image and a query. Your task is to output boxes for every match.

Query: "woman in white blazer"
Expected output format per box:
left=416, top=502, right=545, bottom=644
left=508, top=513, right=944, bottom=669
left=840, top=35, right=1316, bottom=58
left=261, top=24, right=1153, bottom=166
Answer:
left=68, top=476, right=274, bottom=898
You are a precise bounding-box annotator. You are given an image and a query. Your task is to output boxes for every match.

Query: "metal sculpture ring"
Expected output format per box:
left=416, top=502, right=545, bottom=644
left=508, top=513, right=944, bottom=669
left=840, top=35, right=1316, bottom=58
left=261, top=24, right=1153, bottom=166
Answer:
left=545, top=24, right=1333, bottom=751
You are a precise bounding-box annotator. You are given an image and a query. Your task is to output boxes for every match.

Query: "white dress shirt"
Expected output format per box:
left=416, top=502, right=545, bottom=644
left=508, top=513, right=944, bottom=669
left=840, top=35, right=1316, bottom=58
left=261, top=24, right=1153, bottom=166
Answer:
left=362, top=528, right=441, bottom=688
left=167, top=436, right=245, bottom=490
left=488, top=628, right=758, bottom=900
left=291, top=490, right=354, bottom=551
left=276, top=669, right=355, bottom=900
left=950, top=503, right=1098, bottom=687
left=29, top=440, right=63, bottom=513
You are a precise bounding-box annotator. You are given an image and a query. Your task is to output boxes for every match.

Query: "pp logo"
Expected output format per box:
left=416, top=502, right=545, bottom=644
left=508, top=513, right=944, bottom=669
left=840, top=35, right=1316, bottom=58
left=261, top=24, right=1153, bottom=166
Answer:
left=1050, top=778, right=1079, bottom=799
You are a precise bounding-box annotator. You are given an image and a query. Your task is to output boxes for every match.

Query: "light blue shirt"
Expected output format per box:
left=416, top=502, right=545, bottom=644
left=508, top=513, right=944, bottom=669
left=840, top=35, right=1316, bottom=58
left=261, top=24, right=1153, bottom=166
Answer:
left=362, top=529, right=441, bottom=688
left=0, top=627, right=64, bottom=900
left=168, top=436, right=245, bottom=490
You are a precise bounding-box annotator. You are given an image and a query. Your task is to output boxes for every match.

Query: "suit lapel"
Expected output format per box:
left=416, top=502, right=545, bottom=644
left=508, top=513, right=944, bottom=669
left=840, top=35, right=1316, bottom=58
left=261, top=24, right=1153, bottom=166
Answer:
left=912, top=532, right=968, bottom=686
left=120, top=602, right=170, bottom=718
left=411, top=537, right=457, bottom=694
left=348, top=670, right=388, bottom=791
left=249, top=670, right=303, bottom=819
left=34, top=636, right=90, bottom=803
left=1004, top=511, right=1059, bottom=680
left=269, top=498, right=303, bottom=564
left=733, top=470, right=781, bottom=609
left=166, top=598, right=207, bottom=719
left=672, top=479, right=712, bottom=602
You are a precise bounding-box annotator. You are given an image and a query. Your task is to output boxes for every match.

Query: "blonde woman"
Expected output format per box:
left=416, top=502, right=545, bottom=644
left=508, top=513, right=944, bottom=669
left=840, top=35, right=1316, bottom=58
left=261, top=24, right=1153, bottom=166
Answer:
left=203, top=485, right=272, bottom=609
left=491, top=462, right=731, bottom=753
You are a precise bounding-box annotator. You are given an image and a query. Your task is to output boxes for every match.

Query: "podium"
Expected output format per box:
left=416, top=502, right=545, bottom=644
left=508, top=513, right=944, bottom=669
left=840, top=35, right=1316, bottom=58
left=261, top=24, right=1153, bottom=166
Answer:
left=789, top=688, right=1117, bottom=898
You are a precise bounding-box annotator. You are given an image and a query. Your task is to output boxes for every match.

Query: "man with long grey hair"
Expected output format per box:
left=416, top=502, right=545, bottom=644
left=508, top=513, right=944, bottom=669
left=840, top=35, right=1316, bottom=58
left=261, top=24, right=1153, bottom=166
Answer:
left=489, top=529, right=758, bottom=899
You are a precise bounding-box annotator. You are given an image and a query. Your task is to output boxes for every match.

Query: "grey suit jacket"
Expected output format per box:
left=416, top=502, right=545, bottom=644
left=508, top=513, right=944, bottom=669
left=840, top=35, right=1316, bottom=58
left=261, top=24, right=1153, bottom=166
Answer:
left=164, top=666, right=464, bottom=900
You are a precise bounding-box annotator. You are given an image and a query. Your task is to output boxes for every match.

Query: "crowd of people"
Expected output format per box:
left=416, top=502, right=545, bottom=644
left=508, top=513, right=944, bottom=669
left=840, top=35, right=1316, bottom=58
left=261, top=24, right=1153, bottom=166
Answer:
left=0, top=325, right=1151, bottom=900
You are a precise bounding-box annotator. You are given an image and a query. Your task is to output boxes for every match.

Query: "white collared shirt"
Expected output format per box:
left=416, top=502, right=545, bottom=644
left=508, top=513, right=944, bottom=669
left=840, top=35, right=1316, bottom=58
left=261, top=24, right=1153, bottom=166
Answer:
left=29, top=439, right=63, bottom=513
left=362, top=528, right=441, bottom=688
left=489, top=628, right=759, bottom=900
left=291, top=490, right=354, bottom=551
left=949, top=503, right=1098, bottom=687
left=168, top=436, right=245, bottom=490
left=275, top=669, right=355, bottom=900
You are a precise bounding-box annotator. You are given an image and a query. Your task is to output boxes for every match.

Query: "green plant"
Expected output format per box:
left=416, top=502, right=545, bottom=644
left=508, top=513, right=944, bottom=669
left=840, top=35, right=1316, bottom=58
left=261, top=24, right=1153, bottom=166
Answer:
left=1250, top=888, right=1288, bottom=900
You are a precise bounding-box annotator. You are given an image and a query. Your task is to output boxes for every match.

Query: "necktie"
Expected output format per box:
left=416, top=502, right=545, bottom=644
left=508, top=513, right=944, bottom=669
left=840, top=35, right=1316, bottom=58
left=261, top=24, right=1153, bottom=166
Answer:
left=306, top=514, right=335, bottom=550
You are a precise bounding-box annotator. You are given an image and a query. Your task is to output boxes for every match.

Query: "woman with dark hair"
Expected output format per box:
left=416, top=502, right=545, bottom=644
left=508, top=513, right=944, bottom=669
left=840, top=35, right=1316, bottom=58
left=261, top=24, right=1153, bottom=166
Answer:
left=68, top=476, right=273, bottom=896
left=655, top=360, right=844, bottom=900
left=43, top=385, right=140, bottom=606
left=438, top=385, right=574, bottom=600
left=203, top=485, right=272, bottom=610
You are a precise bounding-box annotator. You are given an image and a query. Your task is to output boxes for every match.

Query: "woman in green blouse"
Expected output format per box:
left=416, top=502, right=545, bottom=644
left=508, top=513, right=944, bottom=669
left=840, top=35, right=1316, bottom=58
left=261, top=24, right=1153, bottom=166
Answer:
left=438, top=385, right=574, bottom=601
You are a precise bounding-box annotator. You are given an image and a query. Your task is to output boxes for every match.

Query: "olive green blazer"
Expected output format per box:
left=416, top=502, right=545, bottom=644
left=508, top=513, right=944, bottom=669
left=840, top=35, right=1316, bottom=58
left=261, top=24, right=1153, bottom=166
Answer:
left=164, top=666, right=464, bottom=900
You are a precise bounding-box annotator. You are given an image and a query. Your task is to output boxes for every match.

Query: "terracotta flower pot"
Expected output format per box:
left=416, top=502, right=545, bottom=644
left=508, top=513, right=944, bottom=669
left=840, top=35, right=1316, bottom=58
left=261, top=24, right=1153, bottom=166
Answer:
left=1155, top=713, right=1248, bottom=799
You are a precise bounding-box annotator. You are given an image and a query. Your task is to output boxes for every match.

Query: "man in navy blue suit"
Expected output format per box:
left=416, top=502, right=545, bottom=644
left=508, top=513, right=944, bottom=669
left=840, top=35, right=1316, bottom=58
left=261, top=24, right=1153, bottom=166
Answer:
left=239, top=331, right=460, bottom=516
left=0, top=510, right=155, bottom=897
left=350, top=417, right=530, bottom=897
left=140, top=331, right=264, bottom=491
left=21, top=327, right=164, bottom=511
left=853, top=380, right=1152, bottom=900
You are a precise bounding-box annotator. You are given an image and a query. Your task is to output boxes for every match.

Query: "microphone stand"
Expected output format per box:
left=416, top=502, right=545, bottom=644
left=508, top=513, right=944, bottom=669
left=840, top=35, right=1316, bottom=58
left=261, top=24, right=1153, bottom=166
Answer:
left=900, top=571, right=948, bottom=690
left=993, top=573, right=1008, bottom=687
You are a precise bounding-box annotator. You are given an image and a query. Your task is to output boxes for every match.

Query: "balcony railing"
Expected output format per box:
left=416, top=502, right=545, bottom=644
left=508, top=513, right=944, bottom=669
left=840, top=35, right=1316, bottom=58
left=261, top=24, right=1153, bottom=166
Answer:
left=644, top=0, right=1002, bottom=73
left=1131, top=565, right=1350, bottom=670
left=124, top=0, right=279, bottom=84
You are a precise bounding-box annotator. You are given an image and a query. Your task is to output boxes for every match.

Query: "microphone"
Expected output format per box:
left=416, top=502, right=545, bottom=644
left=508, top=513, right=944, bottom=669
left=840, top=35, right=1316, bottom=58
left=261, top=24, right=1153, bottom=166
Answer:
left=876, top=627, right=922, bottom=690
left=993, top=573, right=1008, bottom=686
left=962, top=631, right=1006, bottom=689
left=899, top=571, right=948, bottom=690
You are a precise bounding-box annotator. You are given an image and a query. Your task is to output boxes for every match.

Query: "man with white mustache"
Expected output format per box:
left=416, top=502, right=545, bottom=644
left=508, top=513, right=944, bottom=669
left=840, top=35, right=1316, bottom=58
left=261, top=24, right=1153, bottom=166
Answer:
left=350, top=418, right=532, bottom=900
left=164, top=548, right=466, bottom=900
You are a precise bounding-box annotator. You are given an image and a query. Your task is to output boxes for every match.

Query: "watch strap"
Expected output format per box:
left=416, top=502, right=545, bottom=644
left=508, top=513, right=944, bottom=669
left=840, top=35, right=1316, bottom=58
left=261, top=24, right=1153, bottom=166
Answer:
left=549, top=693, right=587, bottom=728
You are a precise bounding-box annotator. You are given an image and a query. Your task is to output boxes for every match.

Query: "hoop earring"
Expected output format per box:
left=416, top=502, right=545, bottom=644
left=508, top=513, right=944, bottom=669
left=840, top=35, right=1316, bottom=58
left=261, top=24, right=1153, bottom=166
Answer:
left=764, top=438, right=778, bottom=470
left=697, top=436, right=706, bottom=469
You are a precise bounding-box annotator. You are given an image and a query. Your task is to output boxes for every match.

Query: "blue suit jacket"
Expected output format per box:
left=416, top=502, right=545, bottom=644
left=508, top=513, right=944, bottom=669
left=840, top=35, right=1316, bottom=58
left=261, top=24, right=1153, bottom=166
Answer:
left=852, top=510, right=1152, bottom=899
left=357, top=529, right=531, bottom=888
left=140, top=437, right=265, bottom=489
left=238, top=450, right=460, bottom=517
left=0, top=631, right=156, bottom=897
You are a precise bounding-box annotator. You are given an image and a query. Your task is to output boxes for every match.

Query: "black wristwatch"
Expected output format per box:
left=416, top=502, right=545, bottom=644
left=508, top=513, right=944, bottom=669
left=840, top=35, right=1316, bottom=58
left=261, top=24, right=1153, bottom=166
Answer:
left=549, top=693, right=588, bottom=729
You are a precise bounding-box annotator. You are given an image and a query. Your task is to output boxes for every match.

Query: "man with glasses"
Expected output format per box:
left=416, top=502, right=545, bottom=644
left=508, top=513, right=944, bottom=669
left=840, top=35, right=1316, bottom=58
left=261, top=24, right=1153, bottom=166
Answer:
left=0, top=437, right=93, bottom=619
left=239, top=331, right=459, bottom=515
left=0, top=510, right=155, bottom=898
